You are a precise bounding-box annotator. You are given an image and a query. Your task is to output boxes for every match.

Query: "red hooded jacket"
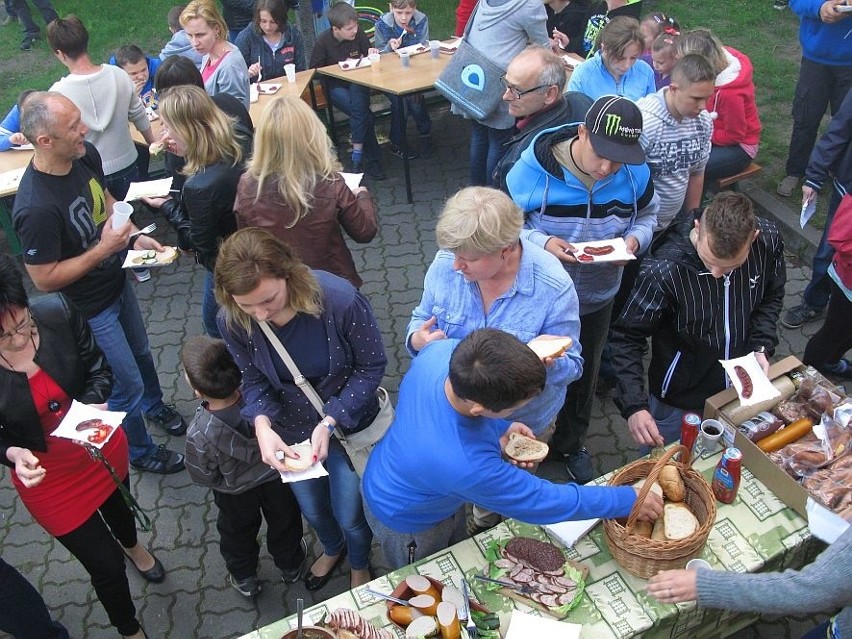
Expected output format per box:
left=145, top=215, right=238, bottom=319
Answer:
left=707, top=47, right=761, bottom=148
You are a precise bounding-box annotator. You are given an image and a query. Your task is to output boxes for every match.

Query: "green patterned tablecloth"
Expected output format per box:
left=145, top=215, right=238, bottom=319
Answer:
left=240, top=451, right=822, bottom=639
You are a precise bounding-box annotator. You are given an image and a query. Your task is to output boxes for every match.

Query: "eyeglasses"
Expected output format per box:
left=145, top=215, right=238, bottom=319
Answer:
left=501, top=77, right=550, bottom=101
left=0, top=311, right=35, bottom=343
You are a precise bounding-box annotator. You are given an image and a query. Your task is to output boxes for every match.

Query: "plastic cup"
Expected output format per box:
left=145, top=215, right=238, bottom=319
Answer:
left=249, top=83, right=259, bottom=103
left=686, top=559, right=712, bottom=571
left=429, top=40, right=441, bottom=59
left=284, top=63, right=296, bottom=83
left=112, top=201, right=133, bottom=229
left=399, top=50, right=410, bottom=67
left=368, top=52, right=381, bottom=65
left=699, top=419, right=724, bottom=455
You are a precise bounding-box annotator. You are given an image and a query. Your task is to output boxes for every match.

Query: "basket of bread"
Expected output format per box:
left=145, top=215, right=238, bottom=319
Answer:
left=603, top=444, right=716, bottom=578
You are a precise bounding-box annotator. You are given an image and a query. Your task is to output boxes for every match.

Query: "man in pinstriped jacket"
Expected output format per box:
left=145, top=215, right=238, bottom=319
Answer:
left=610, top=192, right=786, bottom=450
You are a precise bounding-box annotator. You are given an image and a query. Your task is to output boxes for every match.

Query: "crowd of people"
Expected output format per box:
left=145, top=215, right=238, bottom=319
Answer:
left=0, top=0, right=851, bottom=637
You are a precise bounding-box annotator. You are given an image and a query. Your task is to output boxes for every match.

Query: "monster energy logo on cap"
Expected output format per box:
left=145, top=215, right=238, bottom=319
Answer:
left=584, top=95, right=646, bottom=165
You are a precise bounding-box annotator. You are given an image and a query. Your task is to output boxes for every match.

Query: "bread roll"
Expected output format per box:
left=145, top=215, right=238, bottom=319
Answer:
left=632, top=520, right=653, bottom=538
left=283, top=443, right=313, bottom=472
left=504, top=432, right=549, bottom=463
left=663, top=503, right=698, bottom=540
left=659, top=465, right=685, bottom=502
left=633, top=478, right=664, bottom=499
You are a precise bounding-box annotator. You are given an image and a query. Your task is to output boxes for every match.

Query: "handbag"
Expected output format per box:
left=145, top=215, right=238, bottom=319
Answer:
left=434, top=4, right=507, bottom=121
left=258, top=321, right=393, bottom=476
left=827, top=192, right=852, bottom=289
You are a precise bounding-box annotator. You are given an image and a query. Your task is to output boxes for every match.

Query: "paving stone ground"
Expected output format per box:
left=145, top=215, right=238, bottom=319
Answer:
left=0, top=106, right=835, bottom=638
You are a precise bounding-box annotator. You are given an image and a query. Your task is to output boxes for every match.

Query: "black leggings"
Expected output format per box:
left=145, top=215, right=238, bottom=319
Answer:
left=803, top=280, right=852, bottom=369
left=55, top=481, right=140, bottom=636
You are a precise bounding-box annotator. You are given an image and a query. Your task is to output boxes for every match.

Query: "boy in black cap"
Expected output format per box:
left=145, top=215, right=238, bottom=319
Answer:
left=505, top=94, right=659, bottom=483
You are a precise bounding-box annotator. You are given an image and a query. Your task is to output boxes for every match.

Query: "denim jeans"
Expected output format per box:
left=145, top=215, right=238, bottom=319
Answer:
left=10, top=0, right=57, bottom=36
left=469, top=120, right=511, bottom=186
left=103, top=161, right=140, bottom=202
left=785, top=57, right=852, bottom=177
left=0, top=557, right=69, bottom=639
left=803, top=186, right=841, bottom=310
left=87, top=279, right=164, bottom=461
left=388, top=94, right=432, bottom=147
left=703, top=144, right=751, bottom=183
left=288, top=438, right=372, bottom=569
left=329, top=83, right=382, bottom=162
left=202, top=270, right=222, bottom=338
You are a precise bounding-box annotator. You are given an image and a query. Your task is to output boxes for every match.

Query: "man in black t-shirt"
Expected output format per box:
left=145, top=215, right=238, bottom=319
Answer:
left=13, top=91, right=186, bottom=475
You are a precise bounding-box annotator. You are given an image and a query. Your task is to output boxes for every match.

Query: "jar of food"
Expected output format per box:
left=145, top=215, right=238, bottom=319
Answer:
left=712, top=447, right=743, bottom=504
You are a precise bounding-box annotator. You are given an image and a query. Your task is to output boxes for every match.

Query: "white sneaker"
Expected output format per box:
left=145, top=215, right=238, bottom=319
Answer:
left=133, top=268, right=151, bottom=283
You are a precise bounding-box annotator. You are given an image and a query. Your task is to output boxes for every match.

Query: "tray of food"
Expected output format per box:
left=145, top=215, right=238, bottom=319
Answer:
left=395, top=43, right=429, bottom=56
left=338, top=57, right=372, bottom=70
left=122, top=247, right=179, bottom=268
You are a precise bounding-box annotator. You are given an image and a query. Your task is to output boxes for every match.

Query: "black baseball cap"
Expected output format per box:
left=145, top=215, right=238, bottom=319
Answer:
left=584, top=95, right=645, bottom=165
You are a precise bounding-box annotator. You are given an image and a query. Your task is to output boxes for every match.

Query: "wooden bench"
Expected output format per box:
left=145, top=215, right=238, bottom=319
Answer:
left=716, top=162, right=762, bottom=191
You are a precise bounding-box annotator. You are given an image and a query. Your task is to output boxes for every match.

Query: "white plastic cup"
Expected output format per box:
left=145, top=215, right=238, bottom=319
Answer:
left=686, top=558, right=712, bottom=571
left=112, top=201, right=133, bottom=229
left=699, top=419, right=724, bottom=455
left=249, top=82, right=259, bottom=103
left=284, top=63, right=296, bottom=83
left=399, top=50, right=410, bottom=67
left=429, top=40, right=441, bottom=59
left=368, top=52, right=381, bottom=65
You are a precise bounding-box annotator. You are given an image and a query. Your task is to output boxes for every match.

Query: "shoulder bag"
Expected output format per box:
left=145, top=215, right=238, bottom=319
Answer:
left=434, top=4, right=507, bottom=121
left=258, top=321, right=393, bottom=476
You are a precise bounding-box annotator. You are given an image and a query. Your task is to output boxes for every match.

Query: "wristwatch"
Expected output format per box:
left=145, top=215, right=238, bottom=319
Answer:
left=320, top=417, right=335, bottom=433
left=753, top=346, right=767, bottom=355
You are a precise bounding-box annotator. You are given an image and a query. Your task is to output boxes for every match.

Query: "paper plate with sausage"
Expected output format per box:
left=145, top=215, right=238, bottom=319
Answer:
left=566, top=237, right=635, bottom=263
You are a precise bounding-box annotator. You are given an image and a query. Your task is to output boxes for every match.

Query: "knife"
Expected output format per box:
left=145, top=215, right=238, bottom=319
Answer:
left=473, top=574, right=537, bottom=594
left=355, top=54, right=364, bottom=67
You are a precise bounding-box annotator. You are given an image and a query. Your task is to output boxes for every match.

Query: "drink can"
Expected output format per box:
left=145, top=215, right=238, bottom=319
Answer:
left=679, top=412, right=701, bottom=465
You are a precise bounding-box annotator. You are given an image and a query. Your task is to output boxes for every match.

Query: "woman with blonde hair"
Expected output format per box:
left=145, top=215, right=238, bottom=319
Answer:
left=407, top=186, right=583, bottom=532
left=181, top=0, right=250, bottom=107
left=234, top=95, right=377, bottom=288
left=144, top=85, right=249, bottom=337
left=677, top=28, right=761, bottom=183
left=567, top=16, right=655, bottom=100
left=214, top=227, right=385, bottom=590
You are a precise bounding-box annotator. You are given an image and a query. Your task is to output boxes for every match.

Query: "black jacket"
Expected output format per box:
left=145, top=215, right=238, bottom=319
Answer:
left=493, top=91, right=593, bottom=191
left=804, top=89, right=852, bottom=198
left=0, top=294, right=112, bottom=467
left=611, top=209, right=786, bottom=418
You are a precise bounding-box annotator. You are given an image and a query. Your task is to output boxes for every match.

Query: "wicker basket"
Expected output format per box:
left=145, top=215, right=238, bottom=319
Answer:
left=603, top=445, right=716, bottom=578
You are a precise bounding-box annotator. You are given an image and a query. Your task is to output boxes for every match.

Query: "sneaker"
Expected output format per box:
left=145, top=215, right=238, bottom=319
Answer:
left=280, top=538, right=308, bottom=583
left=146, top=404, right=188, bottom=436
left=776, top=175, right=800, bottom=197
left=129, top=445, right=185, bottom=474
left=2, top=15, right=18, bottom=25
left=365, top=160, right=387, bottom=181
left=20, top=34, right=35, bottom=51
left=229, top=573, right=261, bottom=597
left=818, top=359, right=852, bottom=380
left=388, top=144, right=418, bottom=160
left=565, top=448, right=594, bottom=484
left=781, top=303, right=825, bottom=329
left=132, top=268, right=151, bottom=283
left=351, top=159, right=364, bottom=174
left=773, top=0, right=788, bottom=9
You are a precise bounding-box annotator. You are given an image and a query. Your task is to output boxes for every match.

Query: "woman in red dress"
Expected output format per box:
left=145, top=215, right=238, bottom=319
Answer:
left=0, top=255, right=163, bottom=639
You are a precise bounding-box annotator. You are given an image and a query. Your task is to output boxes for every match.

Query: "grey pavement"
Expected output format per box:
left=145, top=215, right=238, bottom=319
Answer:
left=0, top=105, right=835, bottom=638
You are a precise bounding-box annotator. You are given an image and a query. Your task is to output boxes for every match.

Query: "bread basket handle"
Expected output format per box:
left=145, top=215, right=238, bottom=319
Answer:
left=622, top=444, right=687, bottom=539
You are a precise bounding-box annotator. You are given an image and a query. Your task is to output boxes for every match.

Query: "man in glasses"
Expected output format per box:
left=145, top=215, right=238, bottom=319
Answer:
left=505, top=95, right=658, bottom=484
left=493, top=45, right=592, bottom=190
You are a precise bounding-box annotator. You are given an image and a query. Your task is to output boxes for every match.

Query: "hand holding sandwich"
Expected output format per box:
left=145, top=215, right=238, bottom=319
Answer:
left=500, top=423, right=541, bottom=469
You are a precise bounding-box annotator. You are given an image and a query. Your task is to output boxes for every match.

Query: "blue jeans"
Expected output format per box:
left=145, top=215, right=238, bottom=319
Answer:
left=635, top=395, right=699, bottom=457
left=703, top=144, right=751, bottom=182
left=388, top=94, right=432, bottom=147
left=469, top=120, right=511, bottom=186
left=202, top=270, right=222, bottom=338
left=87, top=280, right=164, bottom=461
left=0, top=557, right=69, bottom=639
left=104, top=161, right=140, bottom=202
left=803, top=185, right=841, bottom=310
left=288, top=438, right=372, bottom=570
left=329, top=83, right=381, bottom=162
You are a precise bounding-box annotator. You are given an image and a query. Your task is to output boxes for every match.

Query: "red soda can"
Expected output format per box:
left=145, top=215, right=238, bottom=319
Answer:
left=679, top=412, right=701, bottom=465
left=712, top=447, right=743, bottom=504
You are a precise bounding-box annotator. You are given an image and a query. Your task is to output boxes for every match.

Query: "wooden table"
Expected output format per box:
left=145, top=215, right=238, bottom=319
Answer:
left=241, top=449, right=822, bottom=639
left=318, top=50, right=451, bottom=204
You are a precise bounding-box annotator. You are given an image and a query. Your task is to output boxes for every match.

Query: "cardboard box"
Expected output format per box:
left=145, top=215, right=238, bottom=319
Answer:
left=704, top=356, right=809, bottom=517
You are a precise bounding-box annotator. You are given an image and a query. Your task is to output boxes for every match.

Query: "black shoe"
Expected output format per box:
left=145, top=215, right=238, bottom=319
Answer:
left=229, top=573, right=261, bottom=597
left=565, top=448, right=594, bottom=484
left=280, top=538, right=308, bottom=584
left=304, top=549, right=347, bottom=591
left=130, top=445, right=185, bottom=474
left=351, top=159, right=364, bottom=174
left=125, top=550, right=166, bottom=583
left=365, top=160, right=386, bottom=181
left=146, top=404, right=187, bottom=436
left=388, top=143, right=418, bottom=160
left=20, top=34, right=36, bottom=51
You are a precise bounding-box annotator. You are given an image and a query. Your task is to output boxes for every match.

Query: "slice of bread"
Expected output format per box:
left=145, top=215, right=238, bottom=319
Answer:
left=632, top=478, right=664, bottom=499
left=504, top=432, right=549, bottom=463
left=283, top=443, right=313, bottom=472
left=527, top=335, right=573, bottom=359
left=663, top=503, right=698, bottom=540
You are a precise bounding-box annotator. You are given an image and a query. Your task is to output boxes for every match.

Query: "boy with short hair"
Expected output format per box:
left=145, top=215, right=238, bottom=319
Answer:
left=181, top=335, right=306, bottom=598
left=159, top=4, right=204, bottom=69
left=373, top=0, right=434, bottom=158
left=310, top=2, right=386, bottom=180
left=362, top=328, right=662, bottom=569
